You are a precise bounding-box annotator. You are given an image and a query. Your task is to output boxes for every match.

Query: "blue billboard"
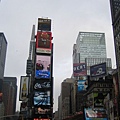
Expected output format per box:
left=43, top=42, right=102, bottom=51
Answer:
left=90, top=62, right=106, bottom=78
left=78, top=80, right=88, bottom=91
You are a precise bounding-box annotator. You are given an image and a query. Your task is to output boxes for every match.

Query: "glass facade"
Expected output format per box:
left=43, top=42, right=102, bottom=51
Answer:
left=76, top=32, right=107, bottom=63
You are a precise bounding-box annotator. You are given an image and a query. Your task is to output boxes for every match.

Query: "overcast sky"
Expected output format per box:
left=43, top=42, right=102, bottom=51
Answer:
left=0, top=0, right=116, bottom=112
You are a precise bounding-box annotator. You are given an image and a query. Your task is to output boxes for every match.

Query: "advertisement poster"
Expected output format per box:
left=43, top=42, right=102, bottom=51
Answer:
left=90, top=62, right=106, bottom=78
left=73, top=63, right=87, bottom=77
left=36, top=31, right=52, bottom=54
left=77, top=79, right=88, bottom=91
left=34, top=91, right=51, bottom=106
left=19, top=76, right=29, bottom=101
left=35, top=55, right=51, bottom=79
left=84, top=108, right=108, bottom=120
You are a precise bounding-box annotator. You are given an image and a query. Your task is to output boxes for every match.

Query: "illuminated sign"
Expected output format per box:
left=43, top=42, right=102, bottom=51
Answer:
left=36, top=31, right=52, bottom=54
left=35, top=55, right=51, bottom=79
left=84, top=108, right=108, bottom=120
left=38, top=18, right=51, bottom=31
left=34, top=80, right=51, bottom=90
left=19, top=76, right=29, bottom=101
left=77, top=79, right=88, bottom=91
left=73, top=63, right=87, bottom=77
left=33, top=91, right=51, bottom=106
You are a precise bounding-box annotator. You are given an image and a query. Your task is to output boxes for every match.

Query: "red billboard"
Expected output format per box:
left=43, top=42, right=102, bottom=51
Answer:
left=36, top=31, right=52, bottom=54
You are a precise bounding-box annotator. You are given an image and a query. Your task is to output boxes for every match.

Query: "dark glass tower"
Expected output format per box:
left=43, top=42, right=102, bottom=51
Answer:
left=0, top=33, right=7, bottom=92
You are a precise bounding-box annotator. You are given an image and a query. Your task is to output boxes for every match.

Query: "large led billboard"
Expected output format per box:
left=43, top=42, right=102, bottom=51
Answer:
left=90, top=62, right=106, bottom=78
left=36, top=31, right=52, bottom=54
left=73, top=63, right=87, bottom=77
left=33, top=91, right=51, bottom=106
left=84, top=108, right=108, bottom=120
left=33, top=80, right=51, bottom=90
left=38, top=18, right=51, bottom=31
left=35, top=55, right=51, bottom=79
left=19, top=76, right=29, bottom=101
left=77, top=79, right=88, bottom=91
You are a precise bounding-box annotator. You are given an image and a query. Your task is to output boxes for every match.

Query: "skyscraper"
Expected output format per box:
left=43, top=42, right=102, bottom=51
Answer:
left=2, top=77, right=17, bottom=115
left=0, top=33, right=7, bottom=91
left=73, top=32, right=112, bottom=75
left=109, top=0, right=120, bottom=89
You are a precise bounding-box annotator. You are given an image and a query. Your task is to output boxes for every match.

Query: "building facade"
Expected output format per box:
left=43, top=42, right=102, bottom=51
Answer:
left=0, top=33, right=7, bottom=91
left=2, top=77, right=17, bottom=115
left=110, top=0, right=120, bottom=91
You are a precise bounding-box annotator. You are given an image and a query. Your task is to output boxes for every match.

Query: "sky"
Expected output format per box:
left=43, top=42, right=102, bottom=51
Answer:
left=0, top=0, right=116, bottom=112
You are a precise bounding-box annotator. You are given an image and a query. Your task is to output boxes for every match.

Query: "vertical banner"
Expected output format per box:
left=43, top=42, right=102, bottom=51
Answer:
left=19, top=76, right=29, bottom=101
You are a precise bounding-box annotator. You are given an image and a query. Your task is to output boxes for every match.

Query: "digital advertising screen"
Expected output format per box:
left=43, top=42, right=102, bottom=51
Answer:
left=33, top=80, right=51, bottom=90
left=33, top=91, right=51, bottom=106
left=77, top=80, right=88, bottom=91
left=35, top=55, right=51, bottom=79
left=34, top=107, right=52, bottom=115
left=36, top=31, right=52, bottom=54
left=93, top=92, right=108, bottom=107
left=19, top=76, right=29, bottom=101
left=38, top=18, right=51, bottom=31
left=90, top=62, right=106, bottom=78
left=84, top=108, right=108, bottom=120
left=73, top=63, right=87, bottom=77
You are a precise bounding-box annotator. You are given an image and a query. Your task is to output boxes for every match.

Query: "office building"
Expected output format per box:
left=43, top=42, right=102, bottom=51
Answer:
left=73, top=32, right=112, bottom=75
left=0, top=33, right=7, bottom=91
left=2, top=77, right=17, bottom=115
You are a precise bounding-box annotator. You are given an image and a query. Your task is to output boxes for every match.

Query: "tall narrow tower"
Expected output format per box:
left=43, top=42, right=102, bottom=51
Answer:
left=0, top=33, right=7, bottom=91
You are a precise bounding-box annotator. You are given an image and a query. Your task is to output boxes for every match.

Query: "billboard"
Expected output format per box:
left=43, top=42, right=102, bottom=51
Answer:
left=33, top=91, right=51, bottom=106
left=90, top=62, right=106, bottom=78
left=93, top=92, right=108, bottom=107
left=36, top=31, right=52, bottom=54
left=35, top=55, right=51, bottom=79
left=73, top=63, right=87, bottom=77
left=84, top=108, right=108, bottom=120
left=77, top=79, right=88, bottom=91
left=38, top=18, right=51, bottom=31
left=34, top=107, right=52, bottom=115
left=19, top=76, right=29, bottom=101
left=33, top=80, right=51, bottom=90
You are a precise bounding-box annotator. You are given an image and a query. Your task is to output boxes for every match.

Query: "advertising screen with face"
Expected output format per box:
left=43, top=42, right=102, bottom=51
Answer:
left=34, top=91, right=50, bottom=106
left=35, top=55, right=51, bottom=79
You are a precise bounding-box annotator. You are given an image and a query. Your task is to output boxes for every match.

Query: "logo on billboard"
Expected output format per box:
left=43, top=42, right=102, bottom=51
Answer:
left=34, top=81, right=51, bottom=90
left=19, top=76, right=29, bottom=101
left=73, top=63, right=87, bottom=77
left=90, top=62, right=106, bottom=78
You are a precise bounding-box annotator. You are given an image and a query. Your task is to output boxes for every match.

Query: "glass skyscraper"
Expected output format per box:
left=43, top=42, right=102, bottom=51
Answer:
left=73, top=32, right=112, bottom=75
